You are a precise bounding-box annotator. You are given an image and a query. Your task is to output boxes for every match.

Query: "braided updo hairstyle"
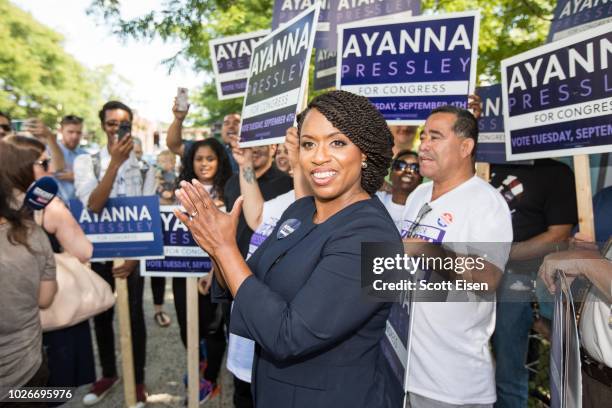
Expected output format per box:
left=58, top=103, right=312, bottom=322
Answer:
left=296, top=90, right=394, bottom=195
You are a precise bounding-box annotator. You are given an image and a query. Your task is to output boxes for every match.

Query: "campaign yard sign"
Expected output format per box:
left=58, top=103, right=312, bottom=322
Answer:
left=141, top=206, right=211, bottom=278
left=381, top=300, right=412, bottom=395
left=337, top=11, right=480, bottom=125
left=239, top=4, right=319, bottom=147
left=272, top=0, right=330, bottom=49
left=548, top=0, right=612, bottom=42
left=209, top=30, right=270, bottom=100
left=314, top=49, right=337, bottom=90
left=327, top=0, right=420, bottom=50
left=313, top=10, right=416, bottom=91
left=475, top=84, right=507, bottom=164
left=501, top=23, right=612, bottom=161
left=70, top=196, right=163, bottom=261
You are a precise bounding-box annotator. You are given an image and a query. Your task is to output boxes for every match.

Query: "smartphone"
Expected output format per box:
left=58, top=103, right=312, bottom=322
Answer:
left=177, top=87, right=189, bottom=111
left=117, top=121, right=132, bottom=140
left=11, top=119, right=26, bottom=132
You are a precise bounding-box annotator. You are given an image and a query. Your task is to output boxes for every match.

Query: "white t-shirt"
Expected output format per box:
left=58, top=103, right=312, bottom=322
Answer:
left=227, top=190, right=296, bottom=382
left=375, top=191, right=406, bottom=231
left=400, top=176, right=512, bottom=405
left=580, top=285, right=612, bottom=367
left=74, top=147, right=156, bottom=205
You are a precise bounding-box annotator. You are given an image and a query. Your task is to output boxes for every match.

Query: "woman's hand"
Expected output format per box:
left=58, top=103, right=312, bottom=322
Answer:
left=537, top=248, right=601, bottom=293
left=468, top=94, right=482, bottom=119
left=172, top=98, right=189, bottom=121
left=174, top=179, right=243, bottom=258
left=113, top=259, right=139, bottom=279
left=198, top=273, right=213, bottom=295
left=285, top=126, right=299, bottom=168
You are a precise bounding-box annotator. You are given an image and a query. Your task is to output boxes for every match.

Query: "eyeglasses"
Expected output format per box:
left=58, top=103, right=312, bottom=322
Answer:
left=0, top=124, right=11, bottom=132
left=404, top=203, right=432, bottom=238
left=35, top=159, right=51, bottom=171
left=392, top=160, right=419, bottom=173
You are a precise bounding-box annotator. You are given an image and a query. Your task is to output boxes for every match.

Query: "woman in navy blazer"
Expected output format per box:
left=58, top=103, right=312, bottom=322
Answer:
left=176, top=90, right=402, bottom=408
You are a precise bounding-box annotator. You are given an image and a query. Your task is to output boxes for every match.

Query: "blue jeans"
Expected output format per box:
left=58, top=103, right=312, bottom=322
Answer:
left=492, top=274, right=534, bottom=408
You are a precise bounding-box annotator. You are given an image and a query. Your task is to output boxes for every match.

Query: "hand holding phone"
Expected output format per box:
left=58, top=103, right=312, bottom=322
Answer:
left=177, top=87, right=189, bottom=112
left=117, top=121, right=132, bottom=140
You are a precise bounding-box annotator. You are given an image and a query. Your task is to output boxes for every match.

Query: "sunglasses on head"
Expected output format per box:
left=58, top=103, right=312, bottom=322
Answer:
left=0, top=124, right=11, bottom=132
left=35, top=158, right=51, bottom=171
left=392, top=160, right=419, bottom=173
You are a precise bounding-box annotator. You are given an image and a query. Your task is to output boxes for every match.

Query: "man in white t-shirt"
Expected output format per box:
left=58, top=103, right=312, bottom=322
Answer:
left=74, top=101, right=155, bottom=407
left=399, top=106, right=513, bottom=407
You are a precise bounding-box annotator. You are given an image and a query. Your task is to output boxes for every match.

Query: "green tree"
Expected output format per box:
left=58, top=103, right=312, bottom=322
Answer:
left=87, top=0, right=556, bottom=124
left=0, top=0, right=115, bottom=141
left=88, top=0, right=273, bottom=125
left=422, top=0, right=555, bottom=83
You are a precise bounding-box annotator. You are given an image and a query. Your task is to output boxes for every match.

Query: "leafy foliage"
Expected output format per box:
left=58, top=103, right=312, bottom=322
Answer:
left=88, top=0, right=273, bottom=125
left=422, top=0, right=555, bottom=83
left=0, top=0, right=116, bottom=140
left=87, top=0, right=557, bottom=124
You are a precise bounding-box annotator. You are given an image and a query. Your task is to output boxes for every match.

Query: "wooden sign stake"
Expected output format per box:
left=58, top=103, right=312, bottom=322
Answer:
left=475, top=162, right=490, bottom=182
left=300, top=74, right=310, bottom=114
left=113, top=259, right=137, bottom=408
left=187, top=278, right=200, bottom=408
left=573, top=154, right=595, bottom=240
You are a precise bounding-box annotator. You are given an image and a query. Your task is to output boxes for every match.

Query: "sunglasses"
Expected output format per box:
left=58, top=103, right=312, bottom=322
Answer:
left=0, top=124, right=11, bottom=132
left=392, top=160, right=419, bottom=173
left=35, top=158, right=51, bottom=171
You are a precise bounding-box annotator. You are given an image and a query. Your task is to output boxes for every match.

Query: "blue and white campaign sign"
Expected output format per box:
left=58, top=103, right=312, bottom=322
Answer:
left=337, top=11, right=480, bottom=125
left=313, top=10, right=414, bottom=91
left=240, top=4, right=320, bottom=147
left=327, top=0, right=420, bottom=50
left=548, top=0, right=612, bottom=42
left=381, top=297, right=413, bottom=395
left=209, top=30, right=270, bottom=100
left=314, top=49, right=337, bottom=90
left=272, top=0, right=330, bottom=49
left=141, top=206, right=211, bottom=278
left=501, top=23, right=612, bottom=161
left=475, top=84, right=506, bottom=164
left=70, top=196, right=163, bottom=261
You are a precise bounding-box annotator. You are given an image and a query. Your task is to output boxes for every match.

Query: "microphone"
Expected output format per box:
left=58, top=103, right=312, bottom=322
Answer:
left=23, top=176, right=58, bottom=210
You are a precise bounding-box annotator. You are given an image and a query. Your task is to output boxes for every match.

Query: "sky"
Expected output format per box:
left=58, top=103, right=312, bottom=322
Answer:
left=13, top=0, right=206, bottom=125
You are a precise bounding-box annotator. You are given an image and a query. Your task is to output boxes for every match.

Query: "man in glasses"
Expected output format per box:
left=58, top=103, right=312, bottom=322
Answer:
left=376, top=150, right=422, bottom=230
left=0, top=111, right=12, bottom=139
left=398, top=106, right=513, bottom=408
left=74, top=100, right=155, bottom=407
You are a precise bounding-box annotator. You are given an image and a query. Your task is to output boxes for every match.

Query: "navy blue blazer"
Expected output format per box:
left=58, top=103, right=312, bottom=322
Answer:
left=228, top=196, right=402, bottom=408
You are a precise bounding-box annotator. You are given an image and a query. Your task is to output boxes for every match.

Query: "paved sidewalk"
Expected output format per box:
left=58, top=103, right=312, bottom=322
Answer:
left=63, top=277, right=235, bottom=407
